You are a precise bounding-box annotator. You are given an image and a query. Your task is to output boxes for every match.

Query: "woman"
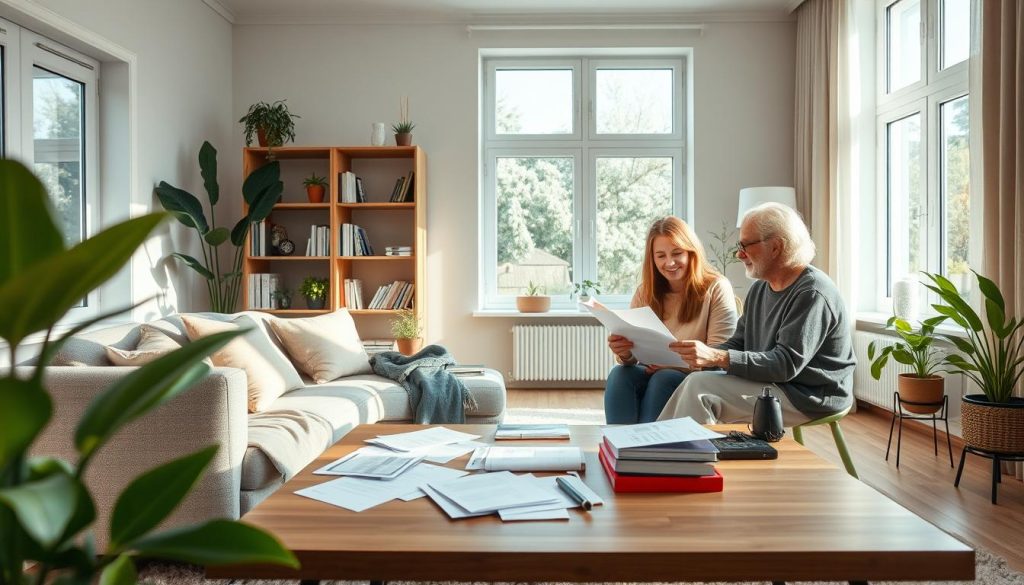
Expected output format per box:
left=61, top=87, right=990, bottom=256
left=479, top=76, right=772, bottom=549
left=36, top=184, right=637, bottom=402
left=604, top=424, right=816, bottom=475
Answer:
left=604, top=216, right=738, bottom=424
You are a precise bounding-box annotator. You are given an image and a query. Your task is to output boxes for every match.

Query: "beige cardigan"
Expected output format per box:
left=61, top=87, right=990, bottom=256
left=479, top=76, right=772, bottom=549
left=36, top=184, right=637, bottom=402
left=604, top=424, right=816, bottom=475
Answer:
left=618, top=276, right=739, bottom=365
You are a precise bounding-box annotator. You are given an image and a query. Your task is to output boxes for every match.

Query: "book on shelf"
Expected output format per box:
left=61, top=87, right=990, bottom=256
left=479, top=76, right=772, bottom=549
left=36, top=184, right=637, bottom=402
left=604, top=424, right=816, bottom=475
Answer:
left=362, top=338, right=397, bottom=354
left=601, top=436, right=719, bottom=462
left=344, top=278, right=364, bottom=310
left=248, top=273, right=282, bottom=309
left=598, top=447, right=724, bottom=493
left=339, top=171, right=362, bottom=203
left=398, top=171, right=414, bottom=202
left=446, top=364, right=487, bottom=377
left=598, top=442, right=717, bottom=476
left=355, top=177, right=366, bottom=203
left=385, top=245, right=412, bottom=256
left=494, top=423, right=570, bottom=440
left=388, top=177, right=404, bottom=202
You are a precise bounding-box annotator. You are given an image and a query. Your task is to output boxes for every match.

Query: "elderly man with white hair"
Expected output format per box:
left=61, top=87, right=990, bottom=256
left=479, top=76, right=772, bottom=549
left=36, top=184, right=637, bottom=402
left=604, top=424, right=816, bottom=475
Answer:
left=658, top=202, right=855, bottom=426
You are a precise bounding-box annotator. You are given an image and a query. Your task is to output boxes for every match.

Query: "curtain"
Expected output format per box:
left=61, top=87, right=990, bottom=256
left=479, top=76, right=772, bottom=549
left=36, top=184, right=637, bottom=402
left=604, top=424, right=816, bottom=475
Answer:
left=975, top=0, right=1024, bottom=480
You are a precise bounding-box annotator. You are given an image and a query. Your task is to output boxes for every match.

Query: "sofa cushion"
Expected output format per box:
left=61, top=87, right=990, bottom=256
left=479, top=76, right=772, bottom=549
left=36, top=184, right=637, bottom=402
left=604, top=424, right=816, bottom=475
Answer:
left=105, top=324, right=183, bottom=366
left=181, top=314, right=304, bottom=412
left=269, top=310, right=372, bottom=383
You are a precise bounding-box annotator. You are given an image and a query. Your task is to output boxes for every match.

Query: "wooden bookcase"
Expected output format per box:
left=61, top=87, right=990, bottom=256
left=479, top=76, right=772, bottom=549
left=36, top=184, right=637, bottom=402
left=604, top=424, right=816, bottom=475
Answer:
left=241, top=145, right=426, bottom=338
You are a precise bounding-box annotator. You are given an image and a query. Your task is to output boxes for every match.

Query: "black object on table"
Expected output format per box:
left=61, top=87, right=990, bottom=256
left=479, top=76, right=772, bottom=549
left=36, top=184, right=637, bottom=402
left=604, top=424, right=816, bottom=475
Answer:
left=885, top=391, right=953, bottom=468
left=954, top=445, right=1024, bottom=504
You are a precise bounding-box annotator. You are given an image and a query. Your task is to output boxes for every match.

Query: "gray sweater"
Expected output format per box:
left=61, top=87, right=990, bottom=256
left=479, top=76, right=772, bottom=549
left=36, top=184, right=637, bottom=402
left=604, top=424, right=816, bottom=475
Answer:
left=719, top=266, right=856, bottom=416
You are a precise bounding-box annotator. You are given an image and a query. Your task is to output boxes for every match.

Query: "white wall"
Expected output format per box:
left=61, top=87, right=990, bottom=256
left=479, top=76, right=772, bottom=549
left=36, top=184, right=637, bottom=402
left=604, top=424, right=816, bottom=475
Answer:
left=5, top=0, right=234, bottom=321
left=234, top=20, right=795, bottom=380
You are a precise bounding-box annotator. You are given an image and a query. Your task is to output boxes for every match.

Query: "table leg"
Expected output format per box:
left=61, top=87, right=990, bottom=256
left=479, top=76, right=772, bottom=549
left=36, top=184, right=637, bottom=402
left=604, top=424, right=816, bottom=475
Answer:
left=954, top=446, right=968, bottom=487
left=991, top=455, right=1000, bottom=504
left=299, top=580, right=320, bottom=585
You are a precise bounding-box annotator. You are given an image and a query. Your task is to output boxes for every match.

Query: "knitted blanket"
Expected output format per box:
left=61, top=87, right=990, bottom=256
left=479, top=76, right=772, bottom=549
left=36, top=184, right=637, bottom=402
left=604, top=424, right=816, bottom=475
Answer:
left=371, top=344, right=478, bottom=423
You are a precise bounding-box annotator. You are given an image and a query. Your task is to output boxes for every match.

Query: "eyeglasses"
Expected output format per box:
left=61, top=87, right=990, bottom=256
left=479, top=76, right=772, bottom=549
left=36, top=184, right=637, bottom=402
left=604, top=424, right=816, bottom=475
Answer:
left=737, top=237, right=773, bottom=253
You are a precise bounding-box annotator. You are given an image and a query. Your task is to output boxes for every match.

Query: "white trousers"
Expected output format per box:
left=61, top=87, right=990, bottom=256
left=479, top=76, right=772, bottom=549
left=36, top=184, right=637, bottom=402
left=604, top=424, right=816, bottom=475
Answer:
left=656, top=371, right=812, bottom=426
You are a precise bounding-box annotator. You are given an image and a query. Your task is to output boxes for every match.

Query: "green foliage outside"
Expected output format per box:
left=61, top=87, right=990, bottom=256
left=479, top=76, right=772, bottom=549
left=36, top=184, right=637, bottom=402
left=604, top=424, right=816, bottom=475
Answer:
left=0, top=159, right=298, bottom=585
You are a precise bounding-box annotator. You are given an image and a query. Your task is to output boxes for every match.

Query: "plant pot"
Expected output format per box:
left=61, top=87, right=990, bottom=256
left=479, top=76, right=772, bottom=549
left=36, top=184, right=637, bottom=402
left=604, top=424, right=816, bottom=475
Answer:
left=305, top=296, right=326, bottom=310
left=257, top=128, right=268, bottom=147
left=897, top=374, right=945, bottom=414
left=516, top=295, right=551, bottom=313
left=396, top=337, right=422, bottom=356
left=306, top=185, right=325, bottom=203
left=395, top=132, right=413, bottom=146
left=961, top=395, right=1024, bottom=454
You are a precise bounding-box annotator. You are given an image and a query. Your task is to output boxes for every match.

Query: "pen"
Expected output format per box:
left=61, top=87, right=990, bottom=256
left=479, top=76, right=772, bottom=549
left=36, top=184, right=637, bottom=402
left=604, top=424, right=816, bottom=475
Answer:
left=556, top=476, right=593, bottom=511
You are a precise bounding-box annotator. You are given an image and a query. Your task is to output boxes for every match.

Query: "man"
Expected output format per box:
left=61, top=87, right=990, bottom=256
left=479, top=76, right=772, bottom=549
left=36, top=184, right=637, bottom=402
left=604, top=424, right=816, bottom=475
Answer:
left=658, top=202, right=855, bottom=426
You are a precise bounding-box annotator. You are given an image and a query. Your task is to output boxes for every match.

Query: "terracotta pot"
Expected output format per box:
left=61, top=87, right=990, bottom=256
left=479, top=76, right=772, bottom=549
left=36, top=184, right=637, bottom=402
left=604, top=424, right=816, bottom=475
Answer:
left=516, top=295, right=551, bottom=313
left=897, top=374, right=945, bottom=414
left=395, top=132, right=413, bottom=146
left=257, top=128, right=268, bottom=147
left=396, top=337, right=422, bottom=356
left=306, top=185, right=325, bottom=203
left=961, top=395, right=1024, bottom=454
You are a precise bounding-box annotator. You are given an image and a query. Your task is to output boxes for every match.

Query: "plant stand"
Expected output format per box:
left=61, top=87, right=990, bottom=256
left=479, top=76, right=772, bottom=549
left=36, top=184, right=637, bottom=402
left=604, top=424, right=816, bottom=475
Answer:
left=954, top=445, right=1024, bottom=504
left=885, top=391, right=953, bottom=469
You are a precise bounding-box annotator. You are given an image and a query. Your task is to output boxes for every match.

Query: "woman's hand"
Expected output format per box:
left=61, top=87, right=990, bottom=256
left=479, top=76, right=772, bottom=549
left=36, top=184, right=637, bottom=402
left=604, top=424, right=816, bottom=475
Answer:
left=608, top=334, right=635, bottom=362
left=669, top=340, right=729, bottom=369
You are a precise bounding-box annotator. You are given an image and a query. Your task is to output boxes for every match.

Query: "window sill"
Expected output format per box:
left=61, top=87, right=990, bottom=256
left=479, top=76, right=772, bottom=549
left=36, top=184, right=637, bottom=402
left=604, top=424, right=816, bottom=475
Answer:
left=856, top=311, right=968, bottom=340
left=472, top=309, right=599, bottom=318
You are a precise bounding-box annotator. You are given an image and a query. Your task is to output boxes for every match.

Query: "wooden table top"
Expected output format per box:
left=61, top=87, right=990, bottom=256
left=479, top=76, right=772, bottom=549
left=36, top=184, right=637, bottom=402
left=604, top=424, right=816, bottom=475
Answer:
left=207, top=424, right=974, bottom=583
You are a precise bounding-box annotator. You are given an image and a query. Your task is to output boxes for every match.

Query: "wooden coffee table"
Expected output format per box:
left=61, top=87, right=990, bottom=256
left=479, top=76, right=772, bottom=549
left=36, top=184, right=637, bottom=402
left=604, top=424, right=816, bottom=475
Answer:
left=207, top=424, right=973, bottom=584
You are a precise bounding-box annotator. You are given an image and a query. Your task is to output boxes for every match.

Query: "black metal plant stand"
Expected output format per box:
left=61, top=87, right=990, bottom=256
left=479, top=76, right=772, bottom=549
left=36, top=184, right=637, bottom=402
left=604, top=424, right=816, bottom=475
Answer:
left=954, top=445, right=1024, bottom=504
left=885, top=391, right=953, bottom=468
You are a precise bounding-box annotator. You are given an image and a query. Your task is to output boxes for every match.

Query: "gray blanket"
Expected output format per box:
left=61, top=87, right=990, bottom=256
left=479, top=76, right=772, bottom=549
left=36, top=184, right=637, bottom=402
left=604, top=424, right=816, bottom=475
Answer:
left=371, top=345, right=478, bottom=424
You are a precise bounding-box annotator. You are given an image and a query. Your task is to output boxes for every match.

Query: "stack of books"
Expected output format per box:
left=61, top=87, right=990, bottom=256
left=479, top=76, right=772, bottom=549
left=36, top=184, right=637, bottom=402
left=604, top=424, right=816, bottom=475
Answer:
left=385, top=245, right=412, bottom=256
left=599, top=419, right=724, bottom=493
left=362, top=339, right=397, bottom=355
left=367, top=280, right=414, bottom=310
left=344, top=278, right=364, bottom=309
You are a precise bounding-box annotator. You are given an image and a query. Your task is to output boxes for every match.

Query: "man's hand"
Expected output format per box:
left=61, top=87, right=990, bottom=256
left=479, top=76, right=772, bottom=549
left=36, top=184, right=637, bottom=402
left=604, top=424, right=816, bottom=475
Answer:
left=608, top=334, right=635, bottom=363
left=669, top=340, right=729, bottom=369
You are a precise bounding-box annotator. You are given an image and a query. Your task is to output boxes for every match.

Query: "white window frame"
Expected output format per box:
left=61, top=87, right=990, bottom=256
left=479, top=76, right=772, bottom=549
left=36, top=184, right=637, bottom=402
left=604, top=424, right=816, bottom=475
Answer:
left=874, top=0, right=969, bottom=312
left=1, top=18, right=100, bottom=321
left=480, top=54, right=689, bottom=311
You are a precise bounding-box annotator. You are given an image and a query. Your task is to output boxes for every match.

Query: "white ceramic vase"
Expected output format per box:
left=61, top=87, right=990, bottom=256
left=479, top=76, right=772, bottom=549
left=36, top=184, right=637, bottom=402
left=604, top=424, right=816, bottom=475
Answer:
left=371, top=123, right=387, bottom=146
left=892, top=277, right=920, bottom=322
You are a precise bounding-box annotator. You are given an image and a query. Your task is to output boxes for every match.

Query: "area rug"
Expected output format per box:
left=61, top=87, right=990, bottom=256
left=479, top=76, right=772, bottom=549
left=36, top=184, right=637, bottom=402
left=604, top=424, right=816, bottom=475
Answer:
left=137, top=545, right=1022, bottom=585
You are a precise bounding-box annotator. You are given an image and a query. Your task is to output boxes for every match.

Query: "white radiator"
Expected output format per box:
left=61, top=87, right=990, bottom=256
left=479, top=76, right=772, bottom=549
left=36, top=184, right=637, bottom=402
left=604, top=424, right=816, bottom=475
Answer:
left=512, top=325, right=615, bottom=382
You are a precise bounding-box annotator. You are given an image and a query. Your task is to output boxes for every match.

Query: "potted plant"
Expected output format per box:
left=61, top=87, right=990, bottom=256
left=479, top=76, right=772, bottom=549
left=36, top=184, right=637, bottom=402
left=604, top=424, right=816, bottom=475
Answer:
left=0, top=160, right=297, bottom=584
left=303, top=172, right=327, bottom=203
left=516, top=280, right=551, bottom=313
left=272, top=287, right=292, bottom=310
left=924, top=271, right=1024, bottom=454
left=391, top=308, right=423, bottom=355
left=867, top=315, right=951, bottom=414
left=392, top=96, right=415, bottom=146
left=299, top=276, right=329, bottom=310
left=239, top=99, right=300, bottom=152
left=571, top=279, right=602, bottom=302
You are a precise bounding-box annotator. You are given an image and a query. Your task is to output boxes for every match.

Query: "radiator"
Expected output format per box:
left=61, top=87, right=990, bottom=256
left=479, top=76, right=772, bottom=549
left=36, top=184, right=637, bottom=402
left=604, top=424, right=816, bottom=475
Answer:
left=512, top=325, right=615, bottom=382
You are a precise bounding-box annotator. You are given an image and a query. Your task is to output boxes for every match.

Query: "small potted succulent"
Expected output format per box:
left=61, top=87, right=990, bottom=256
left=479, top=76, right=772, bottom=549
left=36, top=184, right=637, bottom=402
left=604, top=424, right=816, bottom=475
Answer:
left=239, top=99, right=300, bottom=153
left=299, top=276, right=329, bottom=310
left=867, top=315, right=951, bottom=414
left=391, top=308, right=423, bottom=355
left=392, top=96, right=415, bottom=146
left=303, top=173, right=328, bottom=203
left=571, top=279, right=602, bottom=302
left=516, top=280, right=551, bottom=313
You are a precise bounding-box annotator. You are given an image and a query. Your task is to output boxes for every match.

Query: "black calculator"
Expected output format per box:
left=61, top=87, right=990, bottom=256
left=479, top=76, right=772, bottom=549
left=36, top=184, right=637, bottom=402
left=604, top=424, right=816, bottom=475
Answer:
left=711, top=433, right=779, bottom=460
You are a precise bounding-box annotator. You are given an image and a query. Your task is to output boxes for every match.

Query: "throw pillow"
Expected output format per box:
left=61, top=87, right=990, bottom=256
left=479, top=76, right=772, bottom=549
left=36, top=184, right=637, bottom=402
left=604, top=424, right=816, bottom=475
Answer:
left=181, top=314, right=305, bottom=412
left=269, top=309, right=372, bottom=383
left=105, top=324, right=183, bottom=366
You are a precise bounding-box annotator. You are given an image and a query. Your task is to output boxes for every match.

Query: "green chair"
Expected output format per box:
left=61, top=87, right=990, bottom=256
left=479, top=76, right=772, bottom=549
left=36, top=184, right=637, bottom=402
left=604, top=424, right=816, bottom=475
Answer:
left=792, top=406, right=858, bottom=478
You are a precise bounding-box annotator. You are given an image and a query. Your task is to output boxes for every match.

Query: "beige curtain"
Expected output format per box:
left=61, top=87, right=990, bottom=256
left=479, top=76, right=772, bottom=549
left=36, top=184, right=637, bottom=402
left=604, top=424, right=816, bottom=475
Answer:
left=975, top=0, right=1024, bottom=479
left=794, top=0, right=858, bottom=305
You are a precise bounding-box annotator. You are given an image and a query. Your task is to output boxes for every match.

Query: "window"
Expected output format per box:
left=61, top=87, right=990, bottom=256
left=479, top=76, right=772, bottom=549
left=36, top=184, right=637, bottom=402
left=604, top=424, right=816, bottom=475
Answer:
left=1, top=20, right=98, bottom=313
left=876, top=0, right=971, bottom=307
left=482, top=56, right=688, bottom=309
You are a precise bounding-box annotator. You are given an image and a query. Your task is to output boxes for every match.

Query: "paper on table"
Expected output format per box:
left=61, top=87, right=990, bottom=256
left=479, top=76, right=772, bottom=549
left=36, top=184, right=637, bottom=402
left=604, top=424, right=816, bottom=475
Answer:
left=465, top=446, right=585, bottom=472
left=429, top=471, right=559, bottom=514
left=366, top=426, right=480, bottom=452
left=352, top=441, right=482, bottom=464
left=579, top=298, right=687, bottom=368
left=312, top=451, right=423, bottom=479
left=295, top=463, right=467, bottom=512
left=602, top=416, right=724, bottom=450
left=499, top=507, right=570, bottom=521
left=421, top=484, right=491, bottom=519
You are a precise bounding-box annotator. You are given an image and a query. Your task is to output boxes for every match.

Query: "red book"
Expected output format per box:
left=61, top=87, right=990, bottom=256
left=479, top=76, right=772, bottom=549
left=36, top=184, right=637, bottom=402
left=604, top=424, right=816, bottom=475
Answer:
left=598, top=444, right=724, bottom=493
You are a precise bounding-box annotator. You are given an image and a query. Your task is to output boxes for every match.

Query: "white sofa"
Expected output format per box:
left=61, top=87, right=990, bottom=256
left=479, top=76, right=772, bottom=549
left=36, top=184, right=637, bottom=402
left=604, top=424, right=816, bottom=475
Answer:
left=23, top=312, right=506, bottom=544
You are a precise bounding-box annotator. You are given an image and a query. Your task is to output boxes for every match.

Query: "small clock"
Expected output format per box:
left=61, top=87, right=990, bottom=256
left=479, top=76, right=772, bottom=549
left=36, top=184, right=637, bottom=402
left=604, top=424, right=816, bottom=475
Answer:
left=278, top=239, right=295, bottom=256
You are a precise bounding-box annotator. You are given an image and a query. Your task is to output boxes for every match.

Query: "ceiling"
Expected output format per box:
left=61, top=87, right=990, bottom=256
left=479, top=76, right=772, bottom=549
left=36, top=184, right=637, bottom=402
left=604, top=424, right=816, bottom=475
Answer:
left=213, top=0, right=797, bottom=24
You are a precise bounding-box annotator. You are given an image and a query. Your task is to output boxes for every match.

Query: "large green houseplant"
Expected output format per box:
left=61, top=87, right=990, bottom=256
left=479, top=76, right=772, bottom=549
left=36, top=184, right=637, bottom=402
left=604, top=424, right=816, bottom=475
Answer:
left=867, top=315, right=951, bottom=414
left=239, top=100, right=299, bottom=150
left=923, top=271, right=1024, bottom=453
left=155, top=141, right=283, bottom=313
left=0, top=159, right=297, bottom=585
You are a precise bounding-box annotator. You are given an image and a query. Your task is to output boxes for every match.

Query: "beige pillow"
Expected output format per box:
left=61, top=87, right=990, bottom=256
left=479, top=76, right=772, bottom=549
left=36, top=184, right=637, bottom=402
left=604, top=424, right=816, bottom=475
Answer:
left=269, top=310, right=372, bottom=383
left=181, top=314, right=305, bottom=412
left=105, top=324, right=183, bottom=366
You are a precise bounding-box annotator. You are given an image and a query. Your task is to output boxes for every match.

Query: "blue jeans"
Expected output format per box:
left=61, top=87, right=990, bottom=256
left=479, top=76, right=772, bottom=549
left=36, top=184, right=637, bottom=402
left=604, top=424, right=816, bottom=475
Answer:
left=604, top=365, right=689, bottom=424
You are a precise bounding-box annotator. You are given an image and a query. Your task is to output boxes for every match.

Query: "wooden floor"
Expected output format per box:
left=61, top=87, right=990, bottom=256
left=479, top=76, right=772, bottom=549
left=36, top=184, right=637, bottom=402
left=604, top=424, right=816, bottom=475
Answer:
left=508, top=389, right=1024, bottom=572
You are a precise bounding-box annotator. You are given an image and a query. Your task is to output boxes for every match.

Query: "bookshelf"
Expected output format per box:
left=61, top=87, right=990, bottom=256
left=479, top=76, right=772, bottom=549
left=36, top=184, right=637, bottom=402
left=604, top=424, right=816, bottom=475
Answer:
left=241, top=146, right=426, bottom=338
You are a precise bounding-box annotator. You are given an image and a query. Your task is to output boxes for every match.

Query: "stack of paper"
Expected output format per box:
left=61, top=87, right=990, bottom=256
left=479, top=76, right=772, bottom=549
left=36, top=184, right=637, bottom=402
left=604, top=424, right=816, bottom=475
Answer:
left=466, top=446, right=585, bottom=471
left=424, top=472, right=602, bottom=521
left=366, top=426, right=480, bottom=452
left=296, top=463, right=468, bottom=512
left=313, top=451, right=423, bottom=479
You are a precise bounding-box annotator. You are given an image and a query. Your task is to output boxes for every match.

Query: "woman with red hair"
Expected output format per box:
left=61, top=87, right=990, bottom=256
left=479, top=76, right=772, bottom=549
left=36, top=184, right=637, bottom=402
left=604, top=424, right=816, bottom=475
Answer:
left=605, top=216, right=738, bottom=423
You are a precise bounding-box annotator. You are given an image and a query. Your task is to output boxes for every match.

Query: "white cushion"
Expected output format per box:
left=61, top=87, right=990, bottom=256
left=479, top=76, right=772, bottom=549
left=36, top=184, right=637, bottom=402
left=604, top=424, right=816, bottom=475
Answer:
left=269, top=309, right=372, bottom=383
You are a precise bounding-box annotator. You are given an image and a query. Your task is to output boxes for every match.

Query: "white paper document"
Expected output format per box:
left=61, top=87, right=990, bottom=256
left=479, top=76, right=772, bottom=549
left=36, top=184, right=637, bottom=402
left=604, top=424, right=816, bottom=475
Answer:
left=366, top=426, right=480, bottom=452
left=495, top=424, right=571, bottom=440
left=603, top=417, right=724, bottom=450
left=428, top=471, right=559, bottom=514
left=465, top=446, right=585, bottom=472
left=312, top=451, right=423, bottom=479
left=580, top=298, right=687, bottom=368
left=295, top=463, right=467, bottom=512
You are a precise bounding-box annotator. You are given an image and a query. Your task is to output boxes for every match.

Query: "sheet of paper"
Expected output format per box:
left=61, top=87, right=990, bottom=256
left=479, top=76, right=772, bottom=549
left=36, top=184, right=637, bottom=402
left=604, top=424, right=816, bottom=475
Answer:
left=429, top=471, right=559, bottom=514
left=421, top=484, right=491, bottom=519
left=579, top=298, right=688, bottom=367
left=312, top=451, right=423, bottom=479
left=603, top=417, right=724, bottom=450
left=499, top=507, right=570, bottom=521
left=483, top=447, right=585, bottom=472
left=366, top=426, right=480, bottom=452
left=295, top=463, right=467, bottom=512
left=422, top=440, right=485, bottom=463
